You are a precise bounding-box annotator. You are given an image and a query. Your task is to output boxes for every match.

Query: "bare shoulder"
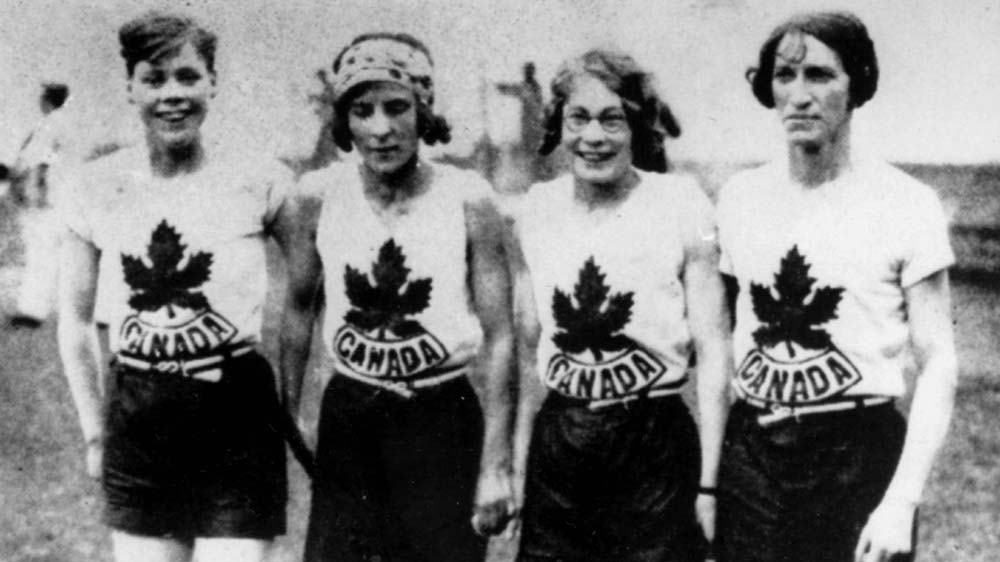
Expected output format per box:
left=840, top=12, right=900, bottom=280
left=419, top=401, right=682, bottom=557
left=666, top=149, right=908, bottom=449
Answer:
left=429, top=164, right=491, bottom=206
left=429, top=164, right=497, bottom=219
left=297, top=161, right=356, bottom=202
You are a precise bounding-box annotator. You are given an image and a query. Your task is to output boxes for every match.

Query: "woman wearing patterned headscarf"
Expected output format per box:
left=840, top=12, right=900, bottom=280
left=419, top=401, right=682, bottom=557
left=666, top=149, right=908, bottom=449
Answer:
left=280, top=32, right=516, bottom=562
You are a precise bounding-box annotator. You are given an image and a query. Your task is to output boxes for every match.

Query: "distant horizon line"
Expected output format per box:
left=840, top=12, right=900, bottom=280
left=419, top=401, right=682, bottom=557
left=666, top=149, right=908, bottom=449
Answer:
left=671, top=158, right=1000, bottom=168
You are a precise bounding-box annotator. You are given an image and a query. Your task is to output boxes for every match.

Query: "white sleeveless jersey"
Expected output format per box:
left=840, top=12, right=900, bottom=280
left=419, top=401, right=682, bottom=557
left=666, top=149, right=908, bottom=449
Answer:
left=310, top=162, right=487, bottom=381
left=514, top=171, right=714, bottom=401
left=61, top=146, right=291, bottom=359
left=718, top=157, right=954, bottom=403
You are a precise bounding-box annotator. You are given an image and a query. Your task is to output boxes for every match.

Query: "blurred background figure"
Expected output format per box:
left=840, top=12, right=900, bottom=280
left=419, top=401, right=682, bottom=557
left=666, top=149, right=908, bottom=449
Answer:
left=496, top=63, right=546, bottom=185
left=491, top=62, right=548, bottom=194
left=8, top=81, right=71, bottom=328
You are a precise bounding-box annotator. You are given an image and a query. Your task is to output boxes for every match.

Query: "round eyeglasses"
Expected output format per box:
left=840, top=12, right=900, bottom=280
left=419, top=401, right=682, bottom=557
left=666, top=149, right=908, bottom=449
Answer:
left=563, top=111, right=629, bottom=134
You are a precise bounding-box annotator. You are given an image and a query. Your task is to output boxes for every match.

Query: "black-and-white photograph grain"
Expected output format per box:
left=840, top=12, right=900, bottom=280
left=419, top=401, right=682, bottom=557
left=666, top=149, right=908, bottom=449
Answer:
left=1, top=1, right=997, bottom=561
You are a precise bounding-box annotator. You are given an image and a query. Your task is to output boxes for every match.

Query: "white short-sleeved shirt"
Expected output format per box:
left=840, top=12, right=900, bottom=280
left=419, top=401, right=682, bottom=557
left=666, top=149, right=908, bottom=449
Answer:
left=717, top=157, right=954, bottom=403
left=61, top=146, right=291, bottom=359
left=514, top=171, right=715, bottom=400
left=310, top=162, right=488, bottom=381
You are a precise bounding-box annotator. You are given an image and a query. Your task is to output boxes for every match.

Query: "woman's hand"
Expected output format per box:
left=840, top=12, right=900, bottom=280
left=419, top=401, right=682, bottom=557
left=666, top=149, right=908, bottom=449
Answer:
left=853, top=269, right=954, bottom=561
left=466, top=191, right=518, bottom=538
left=853, top=499, right=916, bottom=562
left=471, top=468, right=516, bottom=537
left=695, top=492, right=717, bottom=544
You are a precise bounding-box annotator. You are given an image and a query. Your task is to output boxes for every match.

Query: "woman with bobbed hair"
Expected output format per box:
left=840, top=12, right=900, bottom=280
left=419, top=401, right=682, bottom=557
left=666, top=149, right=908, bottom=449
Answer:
left=281, top=31, right=516, bottom=562
left=58, top=11, right=317, bottom=562
left=715, top=11, right=957, bottom=562
left=509, top=48, right=731, bottom=561
left=745, top=11, right=879, bottom=111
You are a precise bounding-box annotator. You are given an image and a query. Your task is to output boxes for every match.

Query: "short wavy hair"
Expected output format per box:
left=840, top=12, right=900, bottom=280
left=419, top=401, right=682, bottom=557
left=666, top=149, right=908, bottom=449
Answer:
left=330, top=32, right=451, bottom=152
left=119, top=11, right=217, bottom=77
left=748, top=11, right=878, bottom=109
left=538, top=48, right=680, bottom=173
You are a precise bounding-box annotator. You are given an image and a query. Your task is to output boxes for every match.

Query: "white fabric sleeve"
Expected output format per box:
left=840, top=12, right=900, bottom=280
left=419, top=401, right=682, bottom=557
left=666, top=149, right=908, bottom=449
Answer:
left=900, top=186, right=955, bottom=287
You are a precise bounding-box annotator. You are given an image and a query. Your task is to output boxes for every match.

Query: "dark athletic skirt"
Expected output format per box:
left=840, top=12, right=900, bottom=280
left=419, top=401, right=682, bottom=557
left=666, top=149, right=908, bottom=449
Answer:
left=716, top=400, right=910, bottom=562
left=304, top=373, right=486, bottom=562
left=518, top=393, right=706, bottom=562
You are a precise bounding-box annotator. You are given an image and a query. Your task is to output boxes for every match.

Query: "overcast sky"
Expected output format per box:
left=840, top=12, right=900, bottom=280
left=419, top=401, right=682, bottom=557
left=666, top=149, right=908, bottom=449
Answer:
left=2, top=0, right=997, bottom=163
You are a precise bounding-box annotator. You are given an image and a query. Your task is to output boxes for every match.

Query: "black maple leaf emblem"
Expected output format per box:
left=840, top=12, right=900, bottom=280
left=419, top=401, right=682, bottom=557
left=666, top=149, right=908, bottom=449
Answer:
left=121, top=221, right=213, bottom=319
left=552, top=257, right=635, bottom=361
left=750, top=246, right=843, bottom=358
left=344, top=239, right=432, bottom=338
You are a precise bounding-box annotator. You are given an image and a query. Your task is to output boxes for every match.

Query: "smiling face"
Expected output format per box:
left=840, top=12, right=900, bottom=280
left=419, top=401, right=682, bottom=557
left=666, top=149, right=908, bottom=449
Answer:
left=561, top=74, right=633, bottom=188
left=347, top=82, right=420, bottom=176
left=772, top=32, right=852, bottom=151
left=128, top=42, right=216, bottom=151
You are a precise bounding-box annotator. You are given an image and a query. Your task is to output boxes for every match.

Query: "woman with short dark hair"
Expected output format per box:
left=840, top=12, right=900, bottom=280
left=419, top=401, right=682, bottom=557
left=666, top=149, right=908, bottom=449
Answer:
left=58, top=11, right=314, bottom=562
left=715, top=11, right=957, bottom=562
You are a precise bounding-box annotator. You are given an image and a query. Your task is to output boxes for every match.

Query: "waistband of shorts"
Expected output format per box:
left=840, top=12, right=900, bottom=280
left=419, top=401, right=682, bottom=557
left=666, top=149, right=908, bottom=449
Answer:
left=737, top=394, right=895, bottom=427
left=547, top=378, right=687, bottom=412
left=114, top=344, right=256, bottom=383
left=334, top=364, right=468, bottom=399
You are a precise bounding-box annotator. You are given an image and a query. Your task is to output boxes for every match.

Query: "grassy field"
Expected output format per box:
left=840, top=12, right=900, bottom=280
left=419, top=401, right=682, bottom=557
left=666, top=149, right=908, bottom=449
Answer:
left=1, top=163, right=999, bottom=561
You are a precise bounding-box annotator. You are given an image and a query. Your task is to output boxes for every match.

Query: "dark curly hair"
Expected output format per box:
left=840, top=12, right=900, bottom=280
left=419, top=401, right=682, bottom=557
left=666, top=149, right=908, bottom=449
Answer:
left=118, top=11, right=217, bottom=77
left=748, top=11, right=878, bottom=109
left=330, top=32, right=451, bottom=152
left=538, top=48, right=680, bottom=173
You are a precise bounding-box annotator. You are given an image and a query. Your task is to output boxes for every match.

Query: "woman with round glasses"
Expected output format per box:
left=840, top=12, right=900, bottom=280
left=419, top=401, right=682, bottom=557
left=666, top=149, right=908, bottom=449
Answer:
left=715, top=12, right=957, bottom=562
left=281, top=32, right=516, bottom=562
left=509, top=48, right=731, bottom=561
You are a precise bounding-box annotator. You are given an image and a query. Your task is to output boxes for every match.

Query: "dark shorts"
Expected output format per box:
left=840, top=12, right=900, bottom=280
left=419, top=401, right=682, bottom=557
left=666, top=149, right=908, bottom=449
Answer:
left=518, top=394, right=706, bottom=562
left=304, top=373, right=486, bottom=562
left=716, top=400, right=910, bottom=562
left=102, top=351, right=287, bottom=539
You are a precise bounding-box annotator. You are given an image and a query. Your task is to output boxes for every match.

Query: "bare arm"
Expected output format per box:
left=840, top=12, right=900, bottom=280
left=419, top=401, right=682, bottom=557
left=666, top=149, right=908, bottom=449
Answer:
left=855, top=269, right=957, bottom=562
left=684, top=224, right=733, bottom=543
left=502, top=203, right=547, bottom=510
left=272, top=184, right=324, bottom=419
left=56, top=228, right=103, bottom=478
left=466, top=194, right=517, bottom=533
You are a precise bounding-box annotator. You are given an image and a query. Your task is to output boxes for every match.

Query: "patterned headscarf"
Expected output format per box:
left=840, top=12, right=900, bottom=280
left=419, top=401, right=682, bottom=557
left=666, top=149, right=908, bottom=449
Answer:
left=332, top=37, right=434, bottom=107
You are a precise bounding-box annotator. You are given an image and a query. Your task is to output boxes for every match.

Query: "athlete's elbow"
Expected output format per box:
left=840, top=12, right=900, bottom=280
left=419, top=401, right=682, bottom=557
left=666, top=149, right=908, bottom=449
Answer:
left=915, top=346, right=958, bottom=394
